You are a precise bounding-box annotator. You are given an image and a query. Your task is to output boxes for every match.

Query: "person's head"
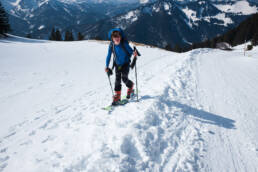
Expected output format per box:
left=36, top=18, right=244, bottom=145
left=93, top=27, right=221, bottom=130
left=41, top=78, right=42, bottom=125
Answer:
left=111, top=31, right=121, bottom=45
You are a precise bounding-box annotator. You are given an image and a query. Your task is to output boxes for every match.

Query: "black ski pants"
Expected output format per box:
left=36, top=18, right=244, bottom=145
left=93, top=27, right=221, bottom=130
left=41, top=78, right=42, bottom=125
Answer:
left=114, top=63, right=133, bottom=91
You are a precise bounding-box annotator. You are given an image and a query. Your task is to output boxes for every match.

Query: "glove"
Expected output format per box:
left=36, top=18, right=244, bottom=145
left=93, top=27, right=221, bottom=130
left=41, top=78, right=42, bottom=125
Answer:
left=105, top=68, right=113, bottom=76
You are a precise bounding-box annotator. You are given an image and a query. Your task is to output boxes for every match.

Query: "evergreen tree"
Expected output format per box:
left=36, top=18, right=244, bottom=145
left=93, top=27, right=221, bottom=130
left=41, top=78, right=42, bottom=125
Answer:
left=77, top=32, right=84, bottom=40
left=252, top=32, right=258, bottom=46
left=69, top=31, right=74, bottom=41
left=222, top=31, right=234, bottom=45
left=65, top=30, right=74, bottom=41
left=55, top=29, right=62, bottom=41
left=247, top=44, right=253, bottom=50
left=191, top=43, right=197, bottom=50
left=0, top=2, right=11, bottom=35
left=173, top=44, right=182, bottom=53
left=26, top=33, right=32, bottom=38
left=203, top=40, right=210, bottom=48
left=211, top=38, right=217, bottom=48
left=165, top=43, right=173, bottom=51
left=94, top=36, right=102, bottom=40
left=65, top=30, right=70, bottom=41
left=49, top=28, right=56, bottom=40
left=232, top=23, right=249, bottom=46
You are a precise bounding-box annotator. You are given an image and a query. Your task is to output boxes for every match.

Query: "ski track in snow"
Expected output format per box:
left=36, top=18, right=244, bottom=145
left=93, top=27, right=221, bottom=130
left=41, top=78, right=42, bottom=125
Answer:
left=194, top=48, right=258, bottom=171
left=0, top=37, right=258, bottom=171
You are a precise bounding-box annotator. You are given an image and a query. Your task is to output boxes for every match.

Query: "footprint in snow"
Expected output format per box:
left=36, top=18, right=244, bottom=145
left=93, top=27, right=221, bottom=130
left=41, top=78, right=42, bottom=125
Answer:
left=52, top=151, right=64, bottom=159
left=208, top=131, right=215, bottom=135
left=0, top=156, right=9, bottom=163
left=0, top=148, right=7, bottom=154
left=55, top=106, right=70, bottom=114
left=20, top=140, right=33, bottom=146
left=27, top=86, right=33, bottom=90
left=119, top=156, right=137, bottom=172
left=39, top=120, right=52, bottom=130
left=120, top=135, right=141, bottom=159
left=4, top=132, right=16, bottom=139
left=41, top=135, right=56, bottom=143
left=28, top=130, right=36, bottom=136
left=0, top=163, right=8, bottom=172
left=34, top=115, right=43, bottom=121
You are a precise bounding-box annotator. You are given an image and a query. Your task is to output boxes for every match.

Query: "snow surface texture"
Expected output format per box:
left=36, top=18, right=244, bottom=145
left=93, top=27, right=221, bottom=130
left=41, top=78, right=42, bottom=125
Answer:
left=214, top=1, right=258, bottom=15
left=0, top=36, right=258, bottom=171
left=181, top=0, right=257, bottom=27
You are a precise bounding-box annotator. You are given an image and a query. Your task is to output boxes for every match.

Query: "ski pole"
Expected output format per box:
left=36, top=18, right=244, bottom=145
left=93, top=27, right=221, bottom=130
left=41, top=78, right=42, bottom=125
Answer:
left=132, top=46, right=141, bottom=102
left=107, top=74, right=114, bottom=97
left=135, top=60, right=139, bottom=102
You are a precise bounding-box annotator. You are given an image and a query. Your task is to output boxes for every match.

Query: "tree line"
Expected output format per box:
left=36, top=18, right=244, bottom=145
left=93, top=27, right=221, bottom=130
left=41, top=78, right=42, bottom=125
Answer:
left=49, top=28, right=84, bottom=41
left=166, top=12, right=258, bottom=53
left=0, top=1, right=11, bottom=36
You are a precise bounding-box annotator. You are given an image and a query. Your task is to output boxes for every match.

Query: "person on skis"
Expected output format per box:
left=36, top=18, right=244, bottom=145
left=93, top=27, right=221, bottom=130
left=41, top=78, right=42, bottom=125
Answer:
left=105, top=28, right=137, bottom=105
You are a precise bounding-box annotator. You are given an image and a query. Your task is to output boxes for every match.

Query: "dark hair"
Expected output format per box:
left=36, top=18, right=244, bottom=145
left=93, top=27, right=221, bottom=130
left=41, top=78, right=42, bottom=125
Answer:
left=111, top=31, right=121, bottom=38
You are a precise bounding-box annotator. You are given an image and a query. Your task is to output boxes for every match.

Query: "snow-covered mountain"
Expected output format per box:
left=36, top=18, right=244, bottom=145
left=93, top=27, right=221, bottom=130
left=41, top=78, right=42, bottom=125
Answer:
left=2, top=0, right=138, bottom=11
left=0, top=35, right=258, bottom=171
left=2, top=0, right=139, bottom=38
left=82, top=0, right=258, bottom=47
left=2, top=0, right=258, bottom=43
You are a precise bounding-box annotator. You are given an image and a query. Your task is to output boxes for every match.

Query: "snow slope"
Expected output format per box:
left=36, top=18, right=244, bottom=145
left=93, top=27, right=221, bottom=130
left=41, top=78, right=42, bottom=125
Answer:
left=0, top=36, right=258, bottom=171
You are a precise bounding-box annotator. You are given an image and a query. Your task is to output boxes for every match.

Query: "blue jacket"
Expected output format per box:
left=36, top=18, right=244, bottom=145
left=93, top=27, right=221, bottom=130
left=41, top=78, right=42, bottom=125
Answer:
left=106, top=28, right=133, bottom=68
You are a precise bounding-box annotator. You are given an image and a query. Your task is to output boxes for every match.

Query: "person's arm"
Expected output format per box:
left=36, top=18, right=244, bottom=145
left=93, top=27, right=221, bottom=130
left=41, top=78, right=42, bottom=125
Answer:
left=106, top=44, right=112, bottom=68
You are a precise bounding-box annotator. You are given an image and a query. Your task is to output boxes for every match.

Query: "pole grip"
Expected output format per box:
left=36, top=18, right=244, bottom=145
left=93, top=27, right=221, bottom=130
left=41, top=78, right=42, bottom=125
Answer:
left=134, top=46, right=141, bottom=56
left=130, top=46, right=141, bottom=69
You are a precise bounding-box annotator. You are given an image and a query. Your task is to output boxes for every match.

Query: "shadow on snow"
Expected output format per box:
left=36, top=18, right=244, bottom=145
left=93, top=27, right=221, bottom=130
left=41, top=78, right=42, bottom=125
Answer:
left=169, top=101, right=236, bottom=129
left=139, top=94, right=236, bottom=129
left=0, top=36, right=48, bottom=44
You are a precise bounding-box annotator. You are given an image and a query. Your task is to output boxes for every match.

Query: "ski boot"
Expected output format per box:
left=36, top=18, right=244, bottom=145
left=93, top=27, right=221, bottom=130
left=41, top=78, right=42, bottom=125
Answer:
left=126, top=84, right=135, bottom=99
left=112, top=91, right=121, bottom=105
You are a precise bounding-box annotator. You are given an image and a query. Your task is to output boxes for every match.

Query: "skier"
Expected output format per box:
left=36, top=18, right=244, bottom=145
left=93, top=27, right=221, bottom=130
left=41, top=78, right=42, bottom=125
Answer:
left=105, top=28, right=138, bottom=105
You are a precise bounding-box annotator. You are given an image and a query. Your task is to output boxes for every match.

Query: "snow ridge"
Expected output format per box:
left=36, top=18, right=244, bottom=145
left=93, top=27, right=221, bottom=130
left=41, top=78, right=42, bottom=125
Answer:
left=129, top=55, right=206, bottom=171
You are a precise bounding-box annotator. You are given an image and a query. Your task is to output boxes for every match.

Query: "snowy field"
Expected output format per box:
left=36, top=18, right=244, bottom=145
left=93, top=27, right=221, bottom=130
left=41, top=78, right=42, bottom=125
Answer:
left=0, top=36, right=258, bottom=172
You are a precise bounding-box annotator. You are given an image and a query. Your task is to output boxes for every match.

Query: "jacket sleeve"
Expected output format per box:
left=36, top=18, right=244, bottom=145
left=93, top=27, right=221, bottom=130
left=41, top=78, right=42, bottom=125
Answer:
left=125, top=42, right=134, bottom=57
left=106, top=44, right=112, bottom=68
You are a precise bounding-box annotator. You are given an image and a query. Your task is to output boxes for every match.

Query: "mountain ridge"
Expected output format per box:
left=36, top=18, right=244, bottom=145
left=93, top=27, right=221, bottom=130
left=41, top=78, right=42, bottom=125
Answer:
left=82, top=0, right=258, bottom=48
left=2, top=0, right=257, bottom=46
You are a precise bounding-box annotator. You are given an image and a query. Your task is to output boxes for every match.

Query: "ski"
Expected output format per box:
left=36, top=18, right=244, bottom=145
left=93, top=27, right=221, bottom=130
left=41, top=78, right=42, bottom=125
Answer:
left=102, top=92, right=138, bottom=112
left=102, top=99, right=129, bottom=112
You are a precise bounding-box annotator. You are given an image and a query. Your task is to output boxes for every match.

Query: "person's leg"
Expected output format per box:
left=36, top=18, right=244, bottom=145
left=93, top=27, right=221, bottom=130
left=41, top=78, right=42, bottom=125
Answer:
left=121, top=63, right=133, bottom=88
left=115, top=67, right=122, bottom=91
left=121, top=64, right=134, bottom=98
left=113, top=67, right=122, bottom=104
